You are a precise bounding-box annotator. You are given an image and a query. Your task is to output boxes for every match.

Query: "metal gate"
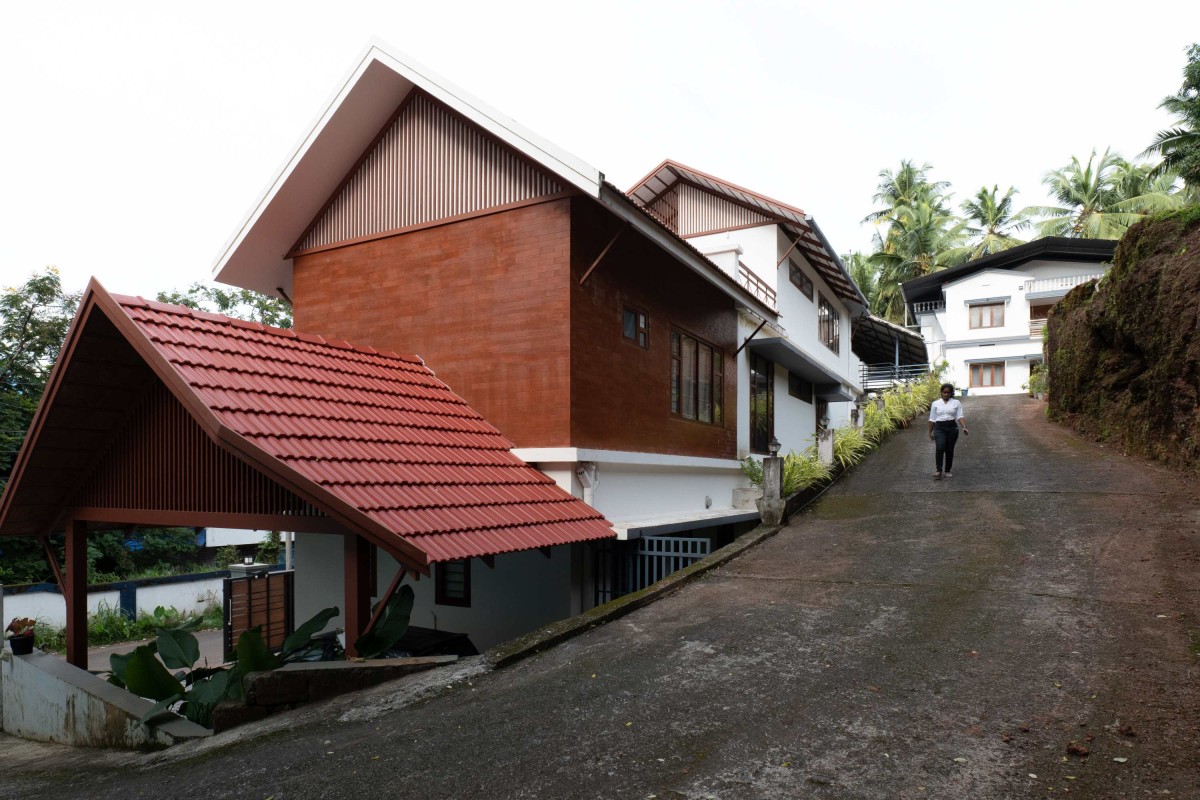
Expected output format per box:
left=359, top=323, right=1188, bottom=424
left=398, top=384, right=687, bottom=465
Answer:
left=223, top=570, right=294, bottom=662
left=594, top=536, right=711, bottom=606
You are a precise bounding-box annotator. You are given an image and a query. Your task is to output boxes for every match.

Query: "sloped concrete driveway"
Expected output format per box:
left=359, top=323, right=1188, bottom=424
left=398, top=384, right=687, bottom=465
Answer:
left=4, top=395, right=1199, bottom=798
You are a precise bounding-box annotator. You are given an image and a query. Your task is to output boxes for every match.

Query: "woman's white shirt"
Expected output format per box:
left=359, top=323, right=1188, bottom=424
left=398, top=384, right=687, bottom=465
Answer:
left=929, top=398, right=964, bottom=423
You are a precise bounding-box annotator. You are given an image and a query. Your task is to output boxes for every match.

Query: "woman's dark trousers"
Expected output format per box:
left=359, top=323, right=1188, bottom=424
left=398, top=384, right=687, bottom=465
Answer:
left=934, top=422, right=959, bottom=472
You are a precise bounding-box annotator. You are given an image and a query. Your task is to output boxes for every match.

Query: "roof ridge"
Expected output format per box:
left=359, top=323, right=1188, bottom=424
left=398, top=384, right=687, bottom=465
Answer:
left=114, top=293, right=423, bottom=365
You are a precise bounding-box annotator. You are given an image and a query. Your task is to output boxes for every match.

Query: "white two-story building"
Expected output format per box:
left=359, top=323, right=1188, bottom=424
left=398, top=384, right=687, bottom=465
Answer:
left=902, top=238, right=1117, bottom=395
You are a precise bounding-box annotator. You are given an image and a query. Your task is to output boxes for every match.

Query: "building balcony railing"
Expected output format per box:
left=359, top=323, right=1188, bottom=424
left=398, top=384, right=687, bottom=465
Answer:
left=1029, top=318, right=1047, bottom=337
left=911, top=300, right=945, bottom=315
left=859, top=362, right=931, bottom=391
left=738, top=262, right=777, bottom=308
left=1023, top=273, right=1104, bottom=295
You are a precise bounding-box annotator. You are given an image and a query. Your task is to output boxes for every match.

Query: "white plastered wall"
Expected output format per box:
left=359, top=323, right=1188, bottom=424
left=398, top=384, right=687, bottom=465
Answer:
left=291, top=532, right=577, bottom=653
left=936, top=260, right=1105, bottom=395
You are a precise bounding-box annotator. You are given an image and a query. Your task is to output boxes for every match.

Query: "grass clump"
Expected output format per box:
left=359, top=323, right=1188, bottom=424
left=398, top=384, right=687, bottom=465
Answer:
left=33, top=600, right=223, bottom=653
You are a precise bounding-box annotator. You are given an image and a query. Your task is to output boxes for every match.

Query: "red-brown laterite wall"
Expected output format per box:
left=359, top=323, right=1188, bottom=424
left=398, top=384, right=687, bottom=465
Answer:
left=292, top=200, right=572, bottom=447
left=570, top=198, right=738, bottom=459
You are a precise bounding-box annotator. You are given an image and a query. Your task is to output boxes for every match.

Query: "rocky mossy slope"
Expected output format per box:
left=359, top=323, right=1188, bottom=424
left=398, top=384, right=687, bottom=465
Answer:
left=1047, top=207, right=1200, bottom=471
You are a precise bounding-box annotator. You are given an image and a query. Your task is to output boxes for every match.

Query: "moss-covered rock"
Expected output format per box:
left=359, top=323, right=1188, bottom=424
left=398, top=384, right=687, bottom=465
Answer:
left=1047, top=208, right=1200, bottom=471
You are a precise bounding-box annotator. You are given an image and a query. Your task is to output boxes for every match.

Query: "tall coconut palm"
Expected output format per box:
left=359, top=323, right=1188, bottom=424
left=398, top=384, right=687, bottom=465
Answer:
left=863, top=160, right=951, bottom=225
left=843, top=252, right=877, bottom=310
left=869, top=199, right=968, bottom=322
left=1029, top=149, right=1178, bottom=239
left=960, top=185, right=1029, bottom=258
left=1143, top=43, right=1200, bottom=190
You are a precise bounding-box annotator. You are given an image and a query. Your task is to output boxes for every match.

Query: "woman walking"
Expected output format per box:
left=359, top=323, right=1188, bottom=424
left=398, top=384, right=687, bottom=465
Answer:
left=928, top=383, right=968, bottom=479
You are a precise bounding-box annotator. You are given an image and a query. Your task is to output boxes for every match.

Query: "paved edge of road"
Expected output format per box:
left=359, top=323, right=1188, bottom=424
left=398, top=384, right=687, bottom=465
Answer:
left=485, top=521, right=783, bottom=668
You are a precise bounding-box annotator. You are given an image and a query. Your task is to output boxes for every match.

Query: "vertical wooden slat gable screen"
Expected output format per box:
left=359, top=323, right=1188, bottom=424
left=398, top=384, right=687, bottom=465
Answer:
left=294, top=91, right=565, bottom=253
left=646, top=184, right=775, bottom=237
left=72, top=381, right=323, bottom=519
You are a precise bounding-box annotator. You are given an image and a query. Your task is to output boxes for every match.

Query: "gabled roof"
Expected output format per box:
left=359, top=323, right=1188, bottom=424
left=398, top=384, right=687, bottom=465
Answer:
left=0, top=282, right=613, bottom=568
left=627, top=160, right=866, bottom=311
left=214, top=42, right=775, bottom=318
left=901, top=237, right=1117, bottom=306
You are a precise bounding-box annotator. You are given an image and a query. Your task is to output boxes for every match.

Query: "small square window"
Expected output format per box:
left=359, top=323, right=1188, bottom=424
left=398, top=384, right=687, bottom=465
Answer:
left=789, top=261, right=814, bottom=300
left=623, top=308, right=649, bottom=349
left=435, top=560, right=471, bottom=607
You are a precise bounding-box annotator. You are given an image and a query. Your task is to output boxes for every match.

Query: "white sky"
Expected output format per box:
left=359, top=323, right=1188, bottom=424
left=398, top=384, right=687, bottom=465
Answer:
left=2, top=1, right=1198, bottom=298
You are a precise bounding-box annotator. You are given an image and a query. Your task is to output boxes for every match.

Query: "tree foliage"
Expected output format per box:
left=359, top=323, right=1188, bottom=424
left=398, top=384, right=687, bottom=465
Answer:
left=0, top=268, right=80, bottom=484
left=960, top=185, right=1030, bottom=258
left=1029, top=149, right=1185, bottom=239
left=1143, top=43, right=1200, bottom=190
left=156, top=282, right=292, bottom=329
left=863, top=161, right=968, bottom=322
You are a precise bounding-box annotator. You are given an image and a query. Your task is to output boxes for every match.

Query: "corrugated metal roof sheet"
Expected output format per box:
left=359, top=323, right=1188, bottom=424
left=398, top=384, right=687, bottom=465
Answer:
left=113, top=293, right=614, bottom=562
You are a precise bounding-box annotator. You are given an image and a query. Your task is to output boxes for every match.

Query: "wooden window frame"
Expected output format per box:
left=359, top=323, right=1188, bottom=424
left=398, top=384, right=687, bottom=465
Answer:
left=788, top=261, right=814, bottom=301
left=1029, top=303, right=1054, bottom=321
left=671, top=329, right=723, bottom=426
left=623, top=307, right=649, bottom=349
left=435, top=559, right=471, bottom=607
left=969, top=302, right=1005, bottom=329
left=818, top=294, right=840, bottom=353
left=750, top=352, right=775, bottom=454
left=969, top=362, right=1005, bottom=388
left=787, top=372, right=813, bottom=404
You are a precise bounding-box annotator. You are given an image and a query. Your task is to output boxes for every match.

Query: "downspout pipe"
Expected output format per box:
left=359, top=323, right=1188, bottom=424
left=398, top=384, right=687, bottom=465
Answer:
left=576, top=462, right=598, bottom=507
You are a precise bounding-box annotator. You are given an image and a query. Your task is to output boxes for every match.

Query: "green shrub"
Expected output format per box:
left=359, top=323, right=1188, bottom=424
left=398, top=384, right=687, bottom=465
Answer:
left=833, top=425, right=871, bottom=469
left=740, top=447, right=832, bottom=496
left=34, top=600, right=223, bottom=653
left=214, top=545, right=241, bottom=569
left=255, top=531, right=281, bottom=565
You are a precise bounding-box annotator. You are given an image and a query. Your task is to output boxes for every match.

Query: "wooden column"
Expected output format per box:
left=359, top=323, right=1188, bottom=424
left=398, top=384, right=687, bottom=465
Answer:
left=65, top=519, right=88, bottom=668
left=342, top=534, right=372, bottom=658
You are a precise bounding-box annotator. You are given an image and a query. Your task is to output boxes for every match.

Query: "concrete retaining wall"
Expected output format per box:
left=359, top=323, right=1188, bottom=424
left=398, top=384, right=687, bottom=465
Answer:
left=0, top=646, right=209, bottom=748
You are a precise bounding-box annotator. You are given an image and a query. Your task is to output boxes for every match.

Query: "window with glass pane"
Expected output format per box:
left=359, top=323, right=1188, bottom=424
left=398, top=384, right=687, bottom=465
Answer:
left=788, top=261, right=814, bottom=300
left=818, top=294, right=839, bottom=353
left=435, top=560, right=470, bottom=607
left=969, top=362, right=1005, bottom=387
left=969, top=303, right=1004, bottom=328
left=681, top=336, right=697, bottom=419
left=670, top=332, right=680, bottom=413
left=788, top=372, right=813, bottom=403
left=670, top=329, right=723, bottom=425
left=623, top=307, right=649, bottom=348
left=750, top=353, right=774, bottom=453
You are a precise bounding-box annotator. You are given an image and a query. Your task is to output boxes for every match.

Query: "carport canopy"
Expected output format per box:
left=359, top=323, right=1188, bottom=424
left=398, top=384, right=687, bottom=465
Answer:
left=0, top=281, right=614, bottom=665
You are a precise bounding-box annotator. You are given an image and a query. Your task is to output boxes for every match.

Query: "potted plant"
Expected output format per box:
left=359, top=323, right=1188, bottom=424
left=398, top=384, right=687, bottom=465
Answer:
left=5, top=617, right=36, bottom=655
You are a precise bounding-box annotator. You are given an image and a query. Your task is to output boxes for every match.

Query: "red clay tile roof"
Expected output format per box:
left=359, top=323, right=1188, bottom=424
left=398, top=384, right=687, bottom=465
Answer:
left=112, top=293, right=613, bottom=563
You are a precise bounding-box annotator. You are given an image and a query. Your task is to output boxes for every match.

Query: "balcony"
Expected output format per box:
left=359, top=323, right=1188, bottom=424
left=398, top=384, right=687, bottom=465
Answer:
left=738, top=262, right=776, bottom=308
left=1029, top=318, right=1047, bottom=337
left=859, top=362, right=931, bottom=391
left=911, top=300, right=945, bottom=315
left=1023, top=273, right=1104, bottom=297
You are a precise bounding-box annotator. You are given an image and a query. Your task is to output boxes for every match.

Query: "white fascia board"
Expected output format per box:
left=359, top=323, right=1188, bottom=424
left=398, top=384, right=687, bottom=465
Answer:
left=511, top=447, right=742, bottom=471
left=942, top=335, right=1036, bottom=348
left=213, top=40, right=603, bottom=294
left=597, top=186, right=777, bottom=319
left=213, top=45, right=393, bottom=294
left=942, top=267, right=1028, bottom=292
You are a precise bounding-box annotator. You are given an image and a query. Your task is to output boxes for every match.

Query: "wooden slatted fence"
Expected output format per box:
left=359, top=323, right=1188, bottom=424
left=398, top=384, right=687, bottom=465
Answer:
left=223, top=570, right=294, bottom=662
